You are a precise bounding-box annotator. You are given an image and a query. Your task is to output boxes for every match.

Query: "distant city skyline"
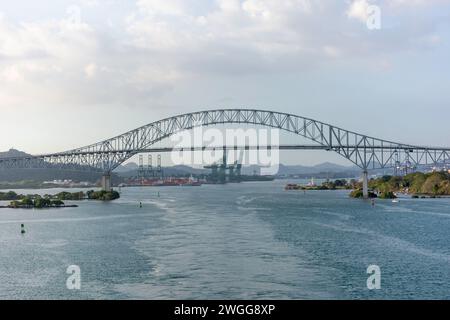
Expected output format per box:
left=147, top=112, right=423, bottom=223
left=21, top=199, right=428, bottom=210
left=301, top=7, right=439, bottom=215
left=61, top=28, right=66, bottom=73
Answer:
left=1, top=0, right=449, bottom=165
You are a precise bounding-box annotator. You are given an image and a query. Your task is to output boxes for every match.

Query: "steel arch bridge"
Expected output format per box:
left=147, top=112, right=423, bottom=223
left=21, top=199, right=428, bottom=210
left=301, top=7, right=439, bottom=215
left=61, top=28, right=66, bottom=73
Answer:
left=1, top=109, right=449, bottom=195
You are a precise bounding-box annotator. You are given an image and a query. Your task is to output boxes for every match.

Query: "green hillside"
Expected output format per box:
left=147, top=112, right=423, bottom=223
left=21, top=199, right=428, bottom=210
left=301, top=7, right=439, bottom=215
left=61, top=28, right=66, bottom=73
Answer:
left=369, top=172, right=450, bottom=196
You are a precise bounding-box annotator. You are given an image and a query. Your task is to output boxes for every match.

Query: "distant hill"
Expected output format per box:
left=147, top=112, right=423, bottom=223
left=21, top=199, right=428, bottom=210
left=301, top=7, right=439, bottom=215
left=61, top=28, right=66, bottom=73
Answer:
left=114, top=162, right=139, bottom=173
left=241, top=162, right=357, bottom=176
left=118, top=164, right=208, bottom=178
left=116, top=161, right=359, bottom=177
left=0, top=149, right=117, bottom=184
left=0, top=149, right=395, bottom=183
left=0, top=149, right=31, bottom=158
left=312, top=162, right=352, bottom=172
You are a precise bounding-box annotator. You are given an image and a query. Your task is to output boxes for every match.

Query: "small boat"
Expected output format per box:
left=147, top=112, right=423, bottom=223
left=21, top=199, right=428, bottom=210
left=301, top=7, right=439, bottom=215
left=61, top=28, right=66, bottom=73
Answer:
left=392, top=199, right=399, bottom=203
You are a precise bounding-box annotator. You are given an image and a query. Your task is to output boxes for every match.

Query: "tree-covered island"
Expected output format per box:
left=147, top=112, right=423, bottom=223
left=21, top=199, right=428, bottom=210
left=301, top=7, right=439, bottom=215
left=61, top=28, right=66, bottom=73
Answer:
left=0, top=190, right=120, bottom=209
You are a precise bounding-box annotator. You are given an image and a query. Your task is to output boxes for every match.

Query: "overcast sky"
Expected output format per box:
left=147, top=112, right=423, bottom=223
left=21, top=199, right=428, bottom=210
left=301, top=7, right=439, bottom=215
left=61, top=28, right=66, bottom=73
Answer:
left=1, top=0, right=449, bottom=165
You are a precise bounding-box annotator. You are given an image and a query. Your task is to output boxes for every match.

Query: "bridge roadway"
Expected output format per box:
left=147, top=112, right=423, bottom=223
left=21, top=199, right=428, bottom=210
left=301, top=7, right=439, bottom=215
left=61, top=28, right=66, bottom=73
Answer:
left=117, top=145, right=450, bottom=153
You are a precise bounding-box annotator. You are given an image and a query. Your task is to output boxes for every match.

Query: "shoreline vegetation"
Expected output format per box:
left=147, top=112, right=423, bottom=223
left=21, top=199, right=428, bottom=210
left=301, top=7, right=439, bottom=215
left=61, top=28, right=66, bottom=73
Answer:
left=286, top=172, right=450, bottom=199
left=352, top=172, right=450, bottom=199
left=0, top=190, right=120, bottom=209
left=285, top=179, right=355, bottom=191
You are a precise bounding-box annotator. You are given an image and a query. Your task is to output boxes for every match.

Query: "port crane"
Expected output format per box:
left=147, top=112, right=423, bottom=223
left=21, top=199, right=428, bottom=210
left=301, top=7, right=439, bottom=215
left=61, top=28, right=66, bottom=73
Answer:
left=204, top=150, right=243, bottom=184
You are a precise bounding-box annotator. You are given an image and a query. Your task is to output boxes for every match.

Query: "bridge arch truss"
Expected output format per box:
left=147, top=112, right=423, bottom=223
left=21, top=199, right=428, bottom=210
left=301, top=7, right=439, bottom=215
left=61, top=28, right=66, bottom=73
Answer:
left=1, top=109, right=449, bottom=175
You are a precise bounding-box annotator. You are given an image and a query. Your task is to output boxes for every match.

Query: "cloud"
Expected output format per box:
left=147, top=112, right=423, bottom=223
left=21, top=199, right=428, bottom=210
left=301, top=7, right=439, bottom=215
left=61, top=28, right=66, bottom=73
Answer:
left=136, top=0, right=191, bottom=16
left=0, top=0, right=448, bottom=112
left=388, top=0, right=450, bottom=7
left=0, top=10, right=178, bottom=110
left=126, top=0, right=339, bottom=75
left=127, top=0, right=448, bottom=74
left=84, top=63, right=98, bottom=78
left=346, top=0, right=371, bottom=22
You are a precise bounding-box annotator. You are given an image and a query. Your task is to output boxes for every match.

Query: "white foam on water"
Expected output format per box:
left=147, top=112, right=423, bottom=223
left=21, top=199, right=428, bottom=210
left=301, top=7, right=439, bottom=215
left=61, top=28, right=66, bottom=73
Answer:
left=313, top=221, right=450, bottom=263
left=0, top=212, right=154, bottom=225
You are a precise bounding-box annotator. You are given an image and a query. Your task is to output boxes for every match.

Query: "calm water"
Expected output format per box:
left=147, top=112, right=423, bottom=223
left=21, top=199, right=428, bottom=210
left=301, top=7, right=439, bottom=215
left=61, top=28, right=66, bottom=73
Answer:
left=1, top=180, right=450, bottom=300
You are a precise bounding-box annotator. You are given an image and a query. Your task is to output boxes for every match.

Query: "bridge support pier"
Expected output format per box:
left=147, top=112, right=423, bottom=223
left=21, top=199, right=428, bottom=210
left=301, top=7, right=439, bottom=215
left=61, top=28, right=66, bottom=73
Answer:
left=362, top=170, right=369, bottom=199
left=101, top=173, right=112, bottom=191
